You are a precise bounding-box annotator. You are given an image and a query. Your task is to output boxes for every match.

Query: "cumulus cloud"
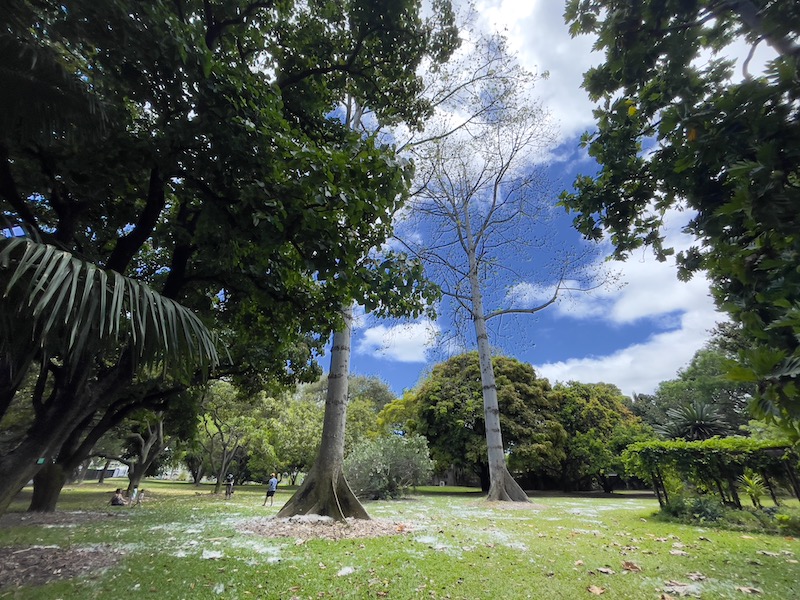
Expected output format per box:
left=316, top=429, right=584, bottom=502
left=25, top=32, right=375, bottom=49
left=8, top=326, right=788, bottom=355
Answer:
left=535, top=304, right=725, bottom=397
left=474, top=0, right=601, bottom=138
left=355, top=320, right=440, bottom=363
left=531, top=210, right=726, bottom=395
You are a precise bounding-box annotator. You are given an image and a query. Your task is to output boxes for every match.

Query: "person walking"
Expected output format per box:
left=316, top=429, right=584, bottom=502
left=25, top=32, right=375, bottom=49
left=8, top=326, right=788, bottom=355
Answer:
left=263, top=473, right=280, bottom=506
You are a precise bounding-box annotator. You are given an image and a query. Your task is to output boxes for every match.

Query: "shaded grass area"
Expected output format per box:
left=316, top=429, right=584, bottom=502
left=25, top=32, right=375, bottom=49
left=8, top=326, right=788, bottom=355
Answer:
left=1, top=479, right=798, bottom=599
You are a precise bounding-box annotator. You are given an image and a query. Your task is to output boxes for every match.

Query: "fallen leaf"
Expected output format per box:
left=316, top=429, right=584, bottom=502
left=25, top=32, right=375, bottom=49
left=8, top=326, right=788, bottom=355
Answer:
left=318, top=562, right=326, bottom=569
left=687, top=573, right=706, bottom=581
left=621, top=561, right=641, bottom=573
left=698, top=536, right=711, bottom=542
left=660, top=595, right=676, bottom=600
left=587, top=585, right=605, bottom=595
left=575, top=560, right=584, bottom=566
left=597, top=567, right=615, bottom=575
left=741, top=535, right=755, bottom=540
left=670, top=550, right=690, bottom=556
left=756, top=550, right=779, bottom=557
left=735, top=587, right=762, bottom=594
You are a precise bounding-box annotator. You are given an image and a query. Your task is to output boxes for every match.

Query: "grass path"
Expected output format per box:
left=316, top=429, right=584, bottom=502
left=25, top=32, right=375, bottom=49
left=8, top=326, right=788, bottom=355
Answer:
left=0, top=480, right=797, bottom=599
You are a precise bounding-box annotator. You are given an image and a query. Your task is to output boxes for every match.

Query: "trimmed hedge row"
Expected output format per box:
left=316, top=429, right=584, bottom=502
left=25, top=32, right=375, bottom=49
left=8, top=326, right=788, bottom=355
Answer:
left=622, top=437, right=800, bottom=509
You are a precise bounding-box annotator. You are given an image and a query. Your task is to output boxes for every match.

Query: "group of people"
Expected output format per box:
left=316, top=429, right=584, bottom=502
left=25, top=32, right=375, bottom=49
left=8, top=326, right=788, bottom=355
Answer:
left=110, top=487, right=144, bottom=506
left=109, top=473, right=281, bottom=506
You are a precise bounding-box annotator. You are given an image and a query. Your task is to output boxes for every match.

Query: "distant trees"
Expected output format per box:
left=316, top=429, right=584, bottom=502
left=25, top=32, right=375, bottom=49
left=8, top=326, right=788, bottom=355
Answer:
left=386, top=354, right=656, bottom=493
left=549, top=382, right=653, bottom=492
left=629, top=324, right=756, bottom=434
left=395, top=353, right=565, bottom=490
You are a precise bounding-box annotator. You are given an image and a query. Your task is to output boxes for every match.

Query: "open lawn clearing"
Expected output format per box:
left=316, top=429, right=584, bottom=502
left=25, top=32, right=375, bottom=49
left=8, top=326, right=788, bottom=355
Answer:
left=0, top=481, right=797, bottom=599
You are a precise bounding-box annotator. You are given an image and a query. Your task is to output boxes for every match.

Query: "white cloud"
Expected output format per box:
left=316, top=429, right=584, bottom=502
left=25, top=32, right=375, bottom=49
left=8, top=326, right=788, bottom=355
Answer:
left=535, top=304, right=726, bottom=397
left=355, top=320, right=440, bottom=363
left=532, top=210, right=727, bottom=395
left=474, top=0, right=601, bottom=137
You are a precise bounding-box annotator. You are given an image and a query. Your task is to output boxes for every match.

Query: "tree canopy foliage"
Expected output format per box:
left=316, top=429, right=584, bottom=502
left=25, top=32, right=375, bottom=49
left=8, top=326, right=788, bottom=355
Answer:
left=561, top=0, right=800, bottom=423
left=405, top=352, right=565, bottom=490
left=549, top=381, right=652, bottom=491
left=0, top=0, right=453, bottom=514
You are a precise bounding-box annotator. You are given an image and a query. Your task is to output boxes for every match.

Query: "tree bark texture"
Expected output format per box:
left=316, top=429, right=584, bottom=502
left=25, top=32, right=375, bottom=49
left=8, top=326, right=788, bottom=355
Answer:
left=466, top=223, right=528, bottom=503
left=28, top=462, right=67, bottom=512
left=277, top=306, right=369, bottom=521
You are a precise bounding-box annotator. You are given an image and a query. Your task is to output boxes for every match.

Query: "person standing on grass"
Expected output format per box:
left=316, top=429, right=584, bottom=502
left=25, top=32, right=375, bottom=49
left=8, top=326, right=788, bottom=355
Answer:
left=225, top=474, right=235, bottom=500
left=264, top=473, right=280, bottom=506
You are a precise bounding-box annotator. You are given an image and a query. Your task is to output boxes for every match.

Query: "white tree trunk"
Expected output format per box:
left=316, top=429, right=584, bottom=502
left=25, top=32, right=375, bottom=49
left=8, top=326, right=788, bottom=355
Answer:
left=466, top=225, right=529, bottom=502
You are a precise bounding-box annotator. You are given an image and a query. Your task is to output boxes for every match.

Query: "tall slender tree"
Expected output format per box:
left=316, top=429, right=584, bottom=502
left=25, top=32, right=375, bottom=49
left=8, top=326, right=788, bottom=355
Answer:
left=399, top=70, right=604, bottom=500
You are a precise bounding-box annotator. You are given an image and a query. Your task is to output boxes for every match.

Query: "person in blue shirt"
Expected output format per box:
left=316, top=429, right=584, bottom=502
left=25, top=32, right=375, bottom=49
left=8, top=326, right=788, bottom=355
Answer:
left=263, top=473, right=281, bottom=506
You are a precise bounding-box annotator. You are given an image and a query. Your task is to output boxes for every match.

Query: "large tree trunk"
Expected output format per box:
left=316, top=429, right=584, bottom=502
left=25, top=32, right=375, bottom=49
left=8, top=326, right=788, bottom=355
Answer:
left=28, top=462, right=68, bottom=512
left=0, top=352, right=135, bottom=516
left=467, top=237, right=528, bottom=503
left=126, top=419, right=165, bottom=494
left=98, top=459, right=112, bottom=484
left=277, top=306, right=369, bottom=521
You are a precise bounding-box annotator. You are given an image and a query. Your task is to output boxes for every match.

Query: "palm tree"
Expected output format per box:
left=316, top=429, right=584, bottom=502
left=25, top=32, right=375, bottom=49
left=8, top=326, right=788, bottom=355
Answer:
left=0, top=236, right=219, bottom=513
left=656, top=399, right=731, bottom=440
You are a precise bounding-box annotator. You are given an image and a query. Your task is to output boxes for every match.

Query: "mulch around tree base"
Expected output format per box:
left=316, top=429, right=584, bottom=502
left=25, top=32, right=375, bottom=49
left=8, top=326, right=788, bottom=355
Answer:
left=238, top=515, right=414, bottom=541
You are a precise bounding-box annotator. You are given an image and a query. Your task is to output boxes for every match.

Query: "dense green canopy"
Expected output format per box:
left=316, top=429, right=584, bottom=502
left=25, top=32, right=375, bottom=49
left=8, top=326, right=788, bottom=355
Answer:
left=0, top=0, right=454, bottom=514
left=561, top=0, right=800, bottom=422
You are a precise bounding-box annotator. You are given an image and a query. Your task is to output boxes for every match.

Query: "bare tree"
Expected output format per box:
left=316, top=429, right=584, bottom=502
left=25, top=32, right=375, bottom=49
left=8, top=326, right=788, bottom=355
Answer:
left=400, top=78, right=605, bottom=501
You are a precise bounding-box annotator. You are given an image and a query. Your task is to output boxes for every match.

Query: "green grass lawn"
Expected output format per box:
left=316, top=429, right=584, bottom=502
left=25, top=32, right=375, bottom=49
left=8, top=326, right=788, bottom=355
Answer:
left=1, top=480, right=797, bottom=599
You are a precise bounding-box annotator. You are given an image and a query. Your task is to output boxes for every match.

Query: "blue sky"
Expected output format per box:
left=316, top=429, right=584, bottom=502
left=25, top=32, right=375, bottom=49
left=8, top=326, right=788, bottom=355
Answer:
left=339, top=1, right=762, bottom=398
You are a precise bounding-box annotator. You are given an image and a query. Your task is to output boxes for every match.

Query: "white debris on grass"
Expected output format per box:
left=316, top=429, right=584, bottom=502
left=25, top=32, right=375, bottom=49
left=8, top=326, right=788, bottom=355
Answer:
left=213, top=583, right=225, bottom=594
left=337, top=566, right=355, bottom=576
left=201, top=549, right=224, bottom=560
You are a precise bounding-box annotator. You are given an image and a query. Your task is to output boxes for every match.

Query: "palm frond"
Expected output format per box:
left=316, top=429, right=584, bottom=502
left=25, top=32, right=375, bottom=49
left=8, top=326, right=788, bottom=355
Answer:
left=0, top=237, right=219, bottom=379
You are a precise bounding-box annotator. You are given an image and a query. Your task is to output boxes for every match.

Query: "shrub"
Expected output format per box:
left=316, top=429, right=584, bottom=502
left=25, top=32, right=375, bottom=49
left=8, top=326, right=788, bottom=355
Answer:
left=686, top=496, right=725, bottom=522
left=776, top=508, right=800, bottom=536
left=344, top=434, right=434, bottom=500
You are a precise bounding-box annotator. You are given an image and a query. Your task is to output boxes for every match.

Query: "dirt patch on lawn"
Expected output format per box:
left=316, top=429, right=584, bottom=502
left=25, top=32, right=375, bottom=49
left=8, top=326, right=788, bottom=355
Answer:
left=0, top=511, right=129, bottom=591
left=0, top=544, right=125, bottom=591
left=238, top=516, right=414, bottom=541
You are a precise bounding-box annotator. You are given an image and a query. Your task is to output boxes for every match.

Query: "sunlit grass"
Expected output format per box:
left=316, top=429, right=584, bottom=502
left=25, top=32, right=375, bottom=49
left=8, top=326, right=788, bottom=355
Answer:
left=1, top=480, right=798, bottom=599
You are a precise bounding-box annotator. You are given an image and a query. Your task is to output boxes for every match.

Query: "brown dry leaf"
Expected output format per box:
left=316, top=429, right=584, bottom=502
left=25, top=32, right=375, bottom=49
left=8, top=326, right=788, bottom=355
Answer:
left=735, top=587, right=762, bottom=594
left=575, top=560, right=585, bottom=567
left=587, top=585, right=605, bottom=595
left=597, top=567, right=615, bottom=575
left=621, top=561, right=641, bottom=573
left=660, top=595, right=676, bottom=600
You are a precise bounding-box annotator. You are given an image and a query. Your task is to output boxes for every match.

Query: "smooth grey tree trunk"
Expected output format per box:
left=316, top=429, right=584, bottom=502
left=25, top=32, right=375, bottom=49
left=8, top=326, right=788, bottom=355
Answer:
left=466, top=213, right=529, bottom=503
left=277, top=305, right=369, bottom=520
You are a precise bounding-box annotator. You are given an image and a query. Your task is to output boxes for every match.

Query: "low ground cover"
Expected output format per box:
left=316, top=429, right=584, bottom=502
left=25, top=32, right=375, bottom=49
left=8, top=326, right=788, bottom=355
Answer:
left=0, top=480, right=797, bottom=599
